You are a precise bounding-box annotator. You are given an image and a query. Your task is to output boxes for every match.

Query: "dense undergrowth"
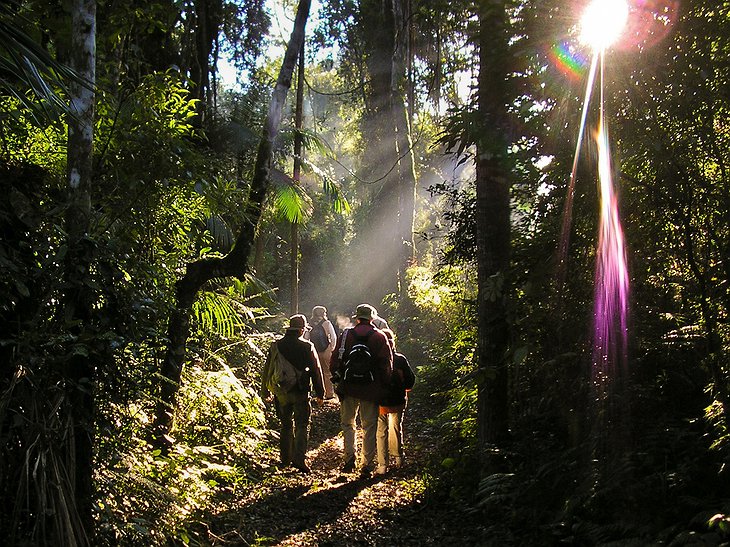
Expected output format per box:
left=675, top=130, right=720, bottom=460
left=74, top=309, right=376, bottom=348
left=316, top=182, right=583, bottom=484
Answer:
left=396, top=267, right=730, bottom=545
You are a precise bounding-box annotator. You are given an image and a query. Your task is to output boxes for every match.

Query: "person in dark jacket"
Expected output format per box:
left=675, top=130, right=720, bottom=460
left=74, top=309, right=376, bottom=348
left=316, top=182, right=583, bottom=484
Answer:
left=376, top=329, right=416, bottom=474
left=261, top=314, right=325, bottom=473
left=330, top=304, right=392, bottom=475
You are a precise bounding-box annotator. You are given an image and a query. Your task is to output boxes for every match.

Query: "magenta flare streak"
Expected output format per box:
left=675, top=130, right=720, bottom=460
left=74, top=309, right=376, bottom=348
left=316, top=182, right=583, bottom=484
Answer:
left=592, top=117, right=629, bottom=380
left=558, top=50, right=629, bottom=381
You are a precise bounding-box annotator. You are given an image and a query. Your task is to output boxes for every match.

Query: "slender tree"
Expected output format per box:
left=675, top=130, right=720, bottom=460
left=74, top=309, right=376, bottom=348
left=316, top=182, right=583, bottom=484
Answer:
left=290, top=42, right=305, bottom=315
left=475, top=0, right=511, bottom=458
left=152, top=0, right=312, bottom=447
left=64, top=0, right=96, bottom=541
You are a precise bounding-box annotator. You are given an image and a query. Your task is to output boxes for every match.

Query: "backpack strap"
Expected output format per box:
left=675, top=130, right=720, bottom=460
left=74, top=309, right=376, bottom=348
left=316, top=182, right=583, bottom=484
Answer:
left=338, top=328, right=351, bottom=360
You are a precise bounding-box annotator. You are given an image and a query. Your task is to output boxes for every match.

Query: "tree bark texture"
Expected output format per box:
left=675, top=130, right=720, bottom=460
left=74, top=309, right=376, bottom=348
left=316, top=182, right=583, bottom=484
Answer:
left=152, top=0, right=312, bottom=448
left=390, top=0, right=417, bottom=299
left=65, top=0, right=96, bottom=542
left=476, top=0, right=511, bottom=458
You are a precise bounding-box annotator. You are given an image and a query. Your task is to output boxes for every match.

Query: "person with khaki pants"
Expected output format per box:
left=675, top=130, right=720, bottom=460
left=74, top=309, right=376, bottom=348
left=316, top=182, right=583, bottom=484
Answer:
left=330, top=304, right=392, bottom=476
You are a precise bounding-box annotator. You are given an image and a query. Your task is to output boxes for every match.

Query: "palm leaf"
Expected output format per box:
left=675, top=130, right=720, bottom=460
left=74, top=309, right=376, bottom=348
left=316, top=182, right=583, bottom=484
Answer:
left=270, top=168, right=313, bottom=224
left=192, top=291, right=242, bottom=338
left=301, top=157, right=351, bottom=214
left=206, top=214, right=234, bottom=253
left=296, top=127, right=334, bottom=158
left=0, top=2, right=87, bottom=123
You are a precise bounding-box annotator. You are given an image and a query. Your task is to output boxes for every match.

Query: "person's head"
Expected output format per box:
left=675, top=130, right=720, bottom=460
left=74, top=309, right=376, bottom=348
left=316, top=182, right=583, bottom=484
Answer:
left=381, top=328, right=396, bottom=351
left=311, top=305, right=327, bottom=320
left=286, top=314, right=309, bottom=335
left=354, top=303, right=376, bottom=324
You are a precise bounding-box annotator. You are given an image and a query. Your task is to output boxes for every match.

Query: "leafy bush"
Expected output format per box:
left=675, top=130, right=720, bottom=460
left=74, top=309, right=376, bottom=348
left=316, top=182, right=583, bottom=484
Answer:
left=96, top=352, right=270, bottom=546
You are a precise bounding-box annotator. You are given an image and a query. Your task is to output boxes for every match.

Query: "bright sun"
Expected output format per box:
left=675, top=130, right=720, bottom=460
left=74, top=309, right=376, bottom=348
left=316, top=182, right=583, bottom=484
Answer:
left=579, top=0, right=629, bottom=50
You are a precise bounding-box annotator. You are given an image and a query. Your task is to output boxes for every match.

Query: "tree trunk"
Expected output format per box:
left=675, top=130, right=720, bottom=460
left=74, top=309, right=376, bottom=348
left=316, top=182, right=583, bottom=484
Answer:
left=290, top=42, right=305, bottom=316
left=391, top=0, right=417, bottom=300
left=152, top=0, right=312, bottom=449
left=354, top=0, right=415, bottom=305
left=475, top=0, right=511, bottom=466
left=65, top=0, right=96, bottom=541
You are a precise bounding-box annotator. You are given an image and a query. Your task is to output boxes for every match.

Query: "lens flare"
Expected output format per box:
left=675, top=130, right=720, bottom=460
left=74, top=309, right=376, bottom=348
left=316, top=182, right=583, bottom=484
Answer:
left=558, top=53, right=630, bottom=382
left=549, top=42, right=589, bottom=80
left=593, top=117, right=629, bottom=380
left=580, top=0, right=629, bottom=50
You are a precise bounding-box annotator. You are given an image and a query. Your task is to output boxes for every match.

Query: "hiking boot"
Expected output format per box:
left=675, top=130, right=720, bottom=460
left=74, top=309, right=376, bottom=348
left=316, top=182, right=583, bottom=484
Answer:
left=358, top=466, right=372, bottom=479
left=393, top=456, right=403, bottom=468
left=341, top=457, right=356, bottom=473
left=373, top=465, right=387, bottom=476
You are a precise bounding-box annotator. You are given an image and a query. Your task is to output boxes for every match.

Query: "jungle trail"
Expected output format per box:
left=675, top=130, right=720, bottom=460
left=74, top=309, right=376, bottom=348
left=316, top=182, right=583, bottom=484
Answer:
left=212, top=2, right=640, bottom=544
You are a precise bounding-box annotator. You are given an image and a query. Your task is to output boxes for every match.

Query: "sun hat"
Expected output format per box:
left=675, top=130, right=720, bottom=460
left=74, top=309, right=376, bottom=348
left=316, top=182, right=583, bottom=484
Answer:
left=354, top=304, right=375, bottom=321
left=287, top=314, right=309, bottom=331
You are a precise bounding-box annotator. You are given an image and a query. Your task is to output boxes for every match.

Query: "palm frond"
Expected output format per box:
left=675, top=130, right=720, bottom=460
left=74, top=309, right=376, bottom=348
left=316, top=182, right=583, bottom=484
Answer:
left=206, top=214, right=234, bottom=253
left=296, top=127, right=334, bottom=158
left=192, top=291, right=243, bottom=338
left=0, top=3, right=86, bottom=123
left=302, top=157, right=351, bottom=214
left=270, top=168, right=313, bottom=224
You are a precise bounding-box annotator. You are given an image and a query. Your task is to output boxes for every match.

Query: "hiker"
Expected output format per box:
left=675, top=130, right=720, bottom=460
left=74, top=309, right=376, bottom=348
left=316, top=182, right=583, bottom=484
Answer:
left=371, top=308, right=389, bottom=331
left=261, top=314, right=325, bottom=473
left=330, top=304, right=393, bottom=476
left=305, top=305, right=338, bottom=399
left=376, top=329, right=416, bottom=474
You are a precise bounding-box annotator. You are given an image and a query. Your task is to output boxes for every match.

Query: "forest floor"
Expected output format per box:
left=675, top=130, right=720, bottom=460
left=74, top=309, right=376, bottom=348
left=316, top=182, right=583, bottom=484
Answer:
left=205, top=395, right=487, bottom=546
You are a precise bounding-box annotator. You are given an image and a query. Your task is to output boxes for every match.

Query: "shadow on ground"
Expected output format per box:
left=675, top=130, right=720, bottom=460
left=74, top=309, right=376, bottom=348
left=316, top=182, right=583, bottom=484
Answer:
left=206, top=397, right=486, bottom=546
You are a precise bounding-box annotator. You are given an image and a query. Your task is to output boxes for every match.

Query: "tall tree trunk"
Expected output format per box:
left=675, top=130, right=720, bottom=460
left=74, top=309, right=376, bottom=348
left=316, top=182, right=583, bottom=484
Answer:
left=355, top=0, right=414, bottom=305
left=191, top=0, right=222, bottom=122
left=290, top=42, right=305, bottom=315
left=391, top=0, right=417, bottom=300
left=65, top=0, right=96, bottom=541
left=152, top=0, right=312, bottom=449
left=475, top=0, right=511, bottom=465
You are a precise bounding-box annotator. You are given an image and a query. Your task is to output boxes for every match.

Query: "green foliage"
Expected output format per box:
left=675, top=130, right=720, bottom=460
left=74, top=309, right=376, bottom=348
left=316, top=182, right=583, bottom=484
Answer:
left=0, top=0, right=80, bottom=123
left=96, top=354, right=270, bottom=546
left=388, top=264, right=481, bottom=500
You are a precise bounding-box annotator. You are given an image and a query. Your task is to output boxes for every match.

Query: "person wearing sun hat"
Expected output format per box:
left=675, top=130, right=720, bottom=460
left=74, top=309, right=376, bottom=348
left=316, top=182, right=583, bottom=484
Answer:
left=330, top=304, right=392, bottom=476
left=262, top=314, right=325, bottom=473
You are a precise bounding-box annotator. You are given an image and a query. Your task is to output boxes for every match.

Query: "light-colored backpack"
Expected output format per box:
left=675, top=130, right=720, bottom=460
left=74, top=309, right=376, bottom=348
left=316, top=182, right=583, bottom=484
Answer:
left=265, top=342, right=303, bottom=397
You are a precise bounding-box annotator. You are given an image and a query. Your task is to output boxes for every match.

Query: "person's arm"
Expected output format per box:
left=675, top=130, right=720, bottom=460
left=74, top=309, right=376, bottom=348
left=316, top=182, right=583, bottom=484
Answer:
left=309, top=343, right=325, bottom=400
left=401, top=354, right=416, bottom=390
left=325, top=320, right=337, bottom=351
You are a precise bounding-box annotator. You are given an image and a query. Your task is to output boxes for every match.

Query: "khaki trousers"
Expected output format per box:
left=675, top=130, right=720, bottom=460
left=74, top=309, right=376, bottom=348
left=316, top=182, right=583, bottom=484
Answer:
left=340, top=395, right=379, bottom=469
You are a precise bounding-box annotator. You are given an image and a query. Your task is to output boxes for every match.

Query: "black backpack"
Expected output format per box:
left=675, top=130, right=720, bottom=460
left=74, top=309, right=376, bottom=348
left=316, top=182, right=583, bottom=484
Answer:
left=310, top=320, right=329, bottom=352
left=341, top=330, right=376, bottom=384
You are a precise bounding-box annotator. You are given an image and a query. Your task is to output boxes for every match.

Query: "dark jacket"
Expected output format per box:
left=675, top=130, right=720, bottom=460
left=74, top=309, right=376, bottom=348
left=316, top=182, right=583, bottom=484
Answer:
left=330, top=321, right=392, bottom=403
left=379, top=352, right=415, bottom=408
left=263, top=330, right=325, bottom=399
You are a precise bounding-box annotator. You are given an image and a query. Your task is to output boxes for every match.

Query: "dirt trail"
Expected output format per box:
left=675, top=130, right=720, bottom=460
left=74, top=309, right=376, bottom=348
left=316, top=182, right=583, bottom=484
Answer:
left=207, top=397, right=485, bottom=546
